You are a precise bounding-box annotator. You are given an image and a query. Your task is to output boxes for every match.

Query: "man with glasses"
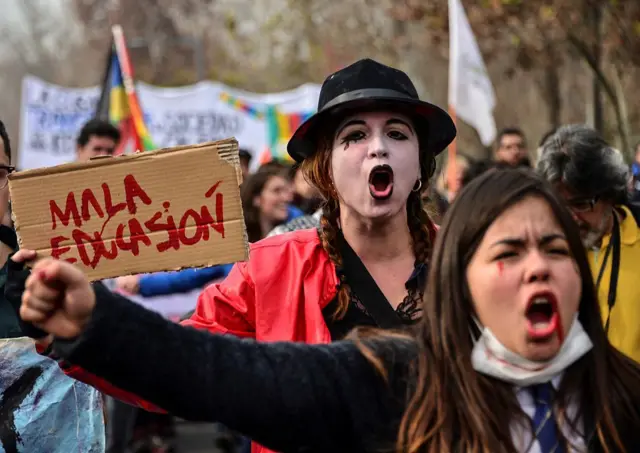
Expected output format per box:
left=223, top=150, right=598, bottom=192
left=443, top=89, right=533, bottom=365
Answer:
left=538, top=124, right=640, bottom=364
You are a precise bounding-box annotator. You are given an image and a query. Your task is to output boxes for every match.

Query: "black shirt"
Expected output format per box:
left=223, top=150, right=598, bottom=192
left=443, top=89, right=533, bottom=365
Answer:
left=323, top=260, right=426, bottom=340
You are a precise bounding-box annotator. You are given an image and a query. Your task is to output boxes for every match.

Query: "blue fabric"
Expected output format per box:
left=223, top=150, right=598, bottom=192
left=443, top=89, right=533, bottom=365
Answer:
left=0, top=337, right=105, bottom=452
left=287, top=205, right=304, bottom=221
left=632, top=162, right=640, bottom=177
left=138, top=264, right=233, bottom=298
left=529, top=383, right=565, bottom=453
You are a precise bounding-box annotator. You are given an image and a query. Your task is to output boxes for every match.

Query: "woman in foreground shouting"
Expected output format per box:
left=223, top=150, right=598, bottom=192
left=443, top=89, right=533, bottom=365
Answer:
left=18, top=169, right=640, bottom=452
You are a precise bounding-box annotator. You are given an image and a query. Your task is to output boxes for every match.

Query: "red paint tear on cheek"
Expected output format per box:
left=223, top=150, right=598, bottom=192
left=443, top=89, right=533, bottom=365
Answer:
left=497, top=261, right=504, bottom=275
left=556, top=312, right=565, bottom=344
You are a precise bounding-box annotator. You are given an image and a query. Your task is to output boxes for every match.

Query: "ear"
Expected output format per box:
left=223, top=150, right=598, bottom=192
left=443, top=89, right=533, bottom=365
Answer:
left=253, top=195, right=261, bottom=209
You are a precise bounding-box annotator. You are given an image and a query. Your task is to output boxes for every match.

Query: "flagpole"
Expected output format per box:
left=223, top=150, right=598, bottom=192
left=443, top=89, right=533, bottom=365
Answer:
left=446, top=106, right=458, bottom=199
left=111, top=24, right=153, bottom=152
left=447, top=0, right=459, bottom=200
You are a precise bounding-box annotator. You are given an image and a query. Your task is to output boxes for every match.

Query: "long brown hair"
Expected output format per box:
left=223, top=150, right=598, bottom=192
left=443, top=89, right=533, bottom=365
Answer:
left=367, top=168, right=640, bottom=452
left=241, top=165, right=291, bottom=242
left=299, top=113, right=438, bottom=319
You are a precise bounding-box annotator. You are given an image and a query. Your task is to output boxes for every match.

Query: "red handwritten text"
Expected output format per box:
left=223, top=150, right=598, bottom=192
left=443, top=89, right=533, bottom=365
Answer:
left=49, top=175, right=225, bottom=269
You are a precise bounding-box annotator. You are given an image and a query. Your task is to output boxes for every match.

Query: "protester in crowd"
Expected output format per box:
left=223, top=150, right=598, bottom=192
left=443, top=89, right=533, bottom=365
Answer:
left=241, top=164, right=296, bottom=242
left=0, top=120, right=106, bottom=452
left=239, top=148, right=253, bottom=181
left=537, top=124, right=640, bottom=365
left=495, top=126, right=530, bottom=167
left=255, top=159, right=305, bottom=220
left=75, top=118, right=121, bottom=162
left=10, top=58, right=456, bottom=453
left=18, top=168, right=640, bottom=452
left=265, top=163, right=327, bottom=236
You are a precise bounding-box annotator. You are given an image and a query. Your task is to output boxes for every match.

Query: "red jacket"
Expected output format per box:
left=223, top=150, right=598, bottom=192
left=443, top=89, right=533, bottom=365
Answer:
left=55, top=229, right=339, bottom=453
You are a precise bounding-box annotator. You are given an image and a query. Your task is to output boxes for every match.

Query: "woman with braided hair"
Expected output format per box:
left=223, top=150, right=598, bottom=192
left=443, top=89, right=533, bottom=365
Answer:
left=11, top=58, right=455, bottom=453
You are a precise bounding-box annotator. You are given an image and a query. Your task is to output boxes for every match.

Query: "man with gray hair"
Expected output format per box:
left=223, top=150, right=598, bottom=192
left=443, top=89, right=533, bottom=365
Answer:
left=537, top=124, right=640, bottom=365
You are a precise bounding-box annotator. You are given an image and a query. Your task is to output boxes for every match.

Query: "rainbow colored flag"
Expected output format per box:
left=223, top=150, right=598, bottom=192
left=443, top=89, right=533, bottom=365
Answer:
left=220, top=93, right=313, bottom=163
left=264, top=105, right=313, bottom=163
left=219, top=92, right=264, bottom=120
left=95, top=26, right=155, bottom=155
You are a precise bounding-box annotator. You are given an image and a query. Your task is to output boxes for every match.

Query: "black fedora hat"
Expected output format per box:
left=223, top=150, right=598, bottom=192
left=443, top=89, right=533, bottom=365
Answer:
left=287, top=58, right=456, bottom=163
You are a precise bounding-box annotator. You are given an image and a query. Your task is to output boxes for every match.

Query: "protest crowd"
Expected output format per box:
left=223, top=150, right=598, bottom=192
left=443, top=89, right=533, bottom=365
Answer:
left=2, top=4, right=640, bottom=453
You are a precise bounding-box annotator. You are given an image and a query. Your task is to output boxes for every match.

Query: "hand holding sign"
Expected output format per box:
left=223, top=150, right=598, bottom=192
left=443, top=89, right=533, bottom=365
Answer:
left=20, top=252, right=95, bottom=339
left=115, top=275, right=140, bottom=294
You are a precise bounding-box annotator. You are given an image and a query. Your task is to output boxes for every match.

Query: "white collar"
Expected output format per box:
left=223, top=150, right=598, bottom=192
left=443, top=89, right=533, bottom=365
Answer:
left=514, top=373, right=563, bottom=394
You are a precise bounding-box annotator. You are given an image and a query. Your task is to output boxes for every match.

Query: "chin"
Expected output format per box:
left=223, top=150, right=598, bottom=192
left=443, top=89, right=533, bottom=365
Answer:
left=365, top=197, right=406, bottom=220
left=522, top=338, right=561, bottom=362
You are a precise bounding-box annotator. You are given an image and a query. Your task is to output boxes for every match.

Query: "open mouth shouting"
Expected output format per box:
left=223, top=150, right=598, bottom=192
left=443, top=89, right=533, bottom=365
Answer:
left=368, top=165, right=394, bottom=200
left=525, top=292, right=560, bottom=341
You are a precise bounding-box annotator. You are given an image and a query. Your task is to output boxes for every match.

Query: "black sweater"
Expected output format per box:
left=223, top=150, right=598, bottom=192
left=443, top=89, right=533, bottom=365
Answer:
left=53, top=286, right=414, bottom=453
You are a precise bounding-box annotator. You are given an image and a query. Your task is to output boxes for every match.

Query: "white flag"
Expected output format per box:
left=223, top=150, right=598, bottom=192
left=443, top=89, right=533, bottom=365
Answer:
left=448, top=0, right=497, bottom=146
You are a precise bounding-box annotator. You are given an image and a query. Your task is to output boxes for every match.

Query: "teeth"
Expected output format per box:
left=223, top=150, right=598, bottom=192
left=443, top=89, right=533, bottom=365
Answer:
left=532, top=297, right=549, bottom=305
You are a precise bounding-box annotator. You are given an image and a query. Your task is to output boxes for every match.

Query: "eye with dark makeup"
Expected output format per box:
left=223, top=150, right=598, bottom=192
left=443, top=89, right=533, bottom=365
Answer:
left=388, top=130, right=408, bottom=140
left=340, top=130, right=366, bottom=146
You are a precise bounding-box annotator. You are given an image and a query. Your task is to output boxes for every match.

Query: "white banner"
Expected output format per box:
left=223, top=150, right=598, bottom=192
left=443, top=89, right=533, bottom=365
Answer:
left=18, top=75, right=321, bottom=171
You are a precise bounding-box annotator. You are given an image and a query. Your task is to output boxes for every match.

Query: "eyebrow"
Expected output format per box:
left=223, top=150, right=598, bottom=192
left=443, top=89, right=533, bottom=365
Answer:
left=335, top=118, right=415, bottom=137
left=386, top=118, right=415, bottom=134
left=489, top=233, right=567, bottom=249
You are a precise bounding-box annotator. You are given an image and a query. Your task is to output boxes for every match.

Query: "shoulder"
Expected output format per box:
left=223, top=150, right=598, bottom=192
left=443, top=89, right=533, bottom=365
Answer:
left=244, top=229, right=331, bottom=277
left=267, top=213, right=322, bottom=237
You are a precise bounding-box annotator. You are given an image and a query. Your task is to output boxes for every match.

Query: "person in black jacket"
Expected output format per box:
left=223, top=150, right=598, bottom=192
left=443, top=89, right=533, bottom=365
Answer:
left=16, top=168, right=640, bottom=453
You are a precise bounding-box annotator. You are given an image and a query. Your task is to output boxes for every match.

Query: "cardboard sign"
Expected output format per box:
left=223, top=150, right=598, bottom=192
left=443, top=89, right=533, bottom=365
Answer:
left=9, top=138, right=248, bottom=281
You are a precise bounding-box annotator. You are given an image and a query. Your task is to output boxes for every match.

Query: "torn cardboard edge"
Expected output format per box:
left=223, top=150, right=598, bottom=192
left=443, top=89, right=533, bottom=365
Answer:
left=8, top=137, right=250, bottom=280
left=9, top=137, right=244, bottom=187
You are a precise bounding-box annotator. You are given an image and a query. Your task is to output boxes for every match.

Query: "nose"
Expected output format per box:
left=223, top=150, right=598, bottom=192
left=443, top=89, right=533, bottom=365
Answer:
left=570, top=210, right=580, bottom=223
left=524, top=251, right=551, bottom=283
left=569, top=209, right=586, bottom=226
left=368, top=133, right=389, bottom=160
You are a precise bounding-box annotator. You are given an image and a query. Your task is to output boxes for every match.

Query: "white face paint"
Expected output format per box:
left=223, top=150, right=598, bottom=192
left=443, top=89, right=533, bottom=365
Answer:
left=330, top=111, right=421, bottom=222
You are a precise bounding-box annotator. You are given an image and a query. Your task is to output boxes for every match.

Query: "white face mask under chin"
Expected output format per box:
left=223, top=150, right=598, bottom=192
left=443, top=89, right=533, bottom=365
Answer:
left=471, top=315, right=593, bottom=387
